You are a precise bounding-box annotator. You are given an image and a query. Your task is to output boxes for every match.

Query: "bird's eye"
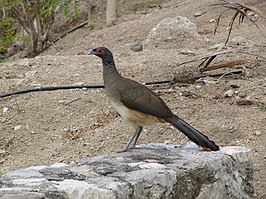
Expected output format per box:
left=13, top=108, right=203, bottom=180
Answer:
left=98, top=49, right=103, bottom=54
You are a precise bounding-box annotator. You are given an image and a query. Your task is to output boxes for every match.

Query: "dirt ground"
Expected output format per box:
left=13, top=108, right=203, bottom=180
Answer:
left=0, top=0, right=265, bottom=198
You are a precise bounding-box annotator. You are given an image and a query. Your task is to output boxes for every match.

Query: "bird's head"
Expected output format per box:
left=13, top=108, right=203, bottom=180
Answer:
left=89, top=47, right=106, bottom=58
left=79, top=47, right=115, bottom=67
left=79, top=47, right=112, bottom=59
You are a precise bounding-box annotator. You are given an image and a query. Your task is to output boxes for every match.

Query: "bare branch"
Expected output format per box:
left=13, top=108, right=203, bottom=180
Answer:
left=212, top=0, right=265, bottom=45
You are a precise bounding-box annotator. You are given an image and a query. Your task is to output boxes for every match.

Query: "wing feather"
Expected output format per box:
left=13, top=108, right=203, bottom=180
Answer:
left=116, top=77, right=173, bottom=118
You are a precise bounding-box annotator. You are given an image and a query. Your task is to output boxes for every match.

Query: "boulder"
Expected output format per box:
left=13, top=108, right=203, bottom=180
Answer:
left=145, top=16, right=205, bottom=49
left=0, top=144, right=253, bottom=199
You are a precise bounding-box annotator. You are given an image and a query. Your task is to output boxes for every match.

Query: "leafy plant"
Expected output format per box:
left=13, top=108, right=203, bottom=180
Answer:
left=0, top=55, right=4, bottom=63
left=0, top=0, right=82, bottom=57
left=63, top=0, right=81, bottom=20
left=0, top=17, right=16, bottom=55
left=258, top=102, right=266, bottom=112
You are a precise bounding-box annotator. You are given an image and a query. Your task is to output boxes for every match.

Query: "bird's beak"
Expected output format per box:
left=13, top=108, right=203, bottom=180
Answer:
left=88, top=50, right=96, bottom=55
left=77, top=50, right=95, bottom=55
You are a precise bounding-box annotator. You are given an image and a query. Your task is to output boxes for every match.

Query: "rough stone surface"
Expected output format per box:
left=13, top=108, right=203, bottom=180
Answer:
left=0, top=144, right=253, bottom=199
left=145, top=16, right=205, bottom=49
left=130, top=42, right=143, bottom=52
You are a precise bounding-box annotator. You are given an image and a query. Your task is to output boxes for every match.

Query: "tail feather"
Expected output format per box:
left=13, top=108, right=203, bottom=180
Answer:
left=167, top=115, right=219, bottom=151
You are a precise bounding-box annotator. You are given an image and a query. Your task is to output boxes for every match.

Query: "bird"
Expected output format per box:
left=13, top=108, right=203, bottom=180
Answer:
left=85, top=47, right=219, bottom=152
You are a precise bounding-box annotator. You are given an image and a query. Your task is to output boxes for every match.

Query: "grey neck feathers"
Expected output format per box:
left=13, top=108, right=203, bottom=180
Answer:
left=102, top=55, right=121, bottom=86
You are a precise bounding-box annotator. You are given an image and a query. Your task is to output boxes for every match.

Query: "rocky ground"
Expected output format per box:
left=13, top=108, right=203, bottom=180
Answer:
left=0, top=0, right=265, bottom=198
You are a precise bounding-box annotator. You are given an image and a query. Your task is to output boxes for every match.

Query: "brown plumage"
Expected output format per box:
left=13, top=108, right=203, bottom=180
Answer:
left=88, top=47, right=219, bottom=152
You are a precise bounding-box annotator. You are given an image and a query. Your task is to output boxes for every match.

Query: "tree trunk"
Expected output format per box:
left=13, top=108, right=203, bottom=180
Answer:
left=86, top=0, right=91, bottom=27
left=106, top=0, right=116, bottom=26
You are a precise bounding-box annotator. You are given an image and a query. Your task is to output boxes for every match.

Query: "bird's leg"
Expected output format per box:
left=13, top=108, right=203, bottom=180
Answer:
left=116, top=126, right=143, bottom=153
left=131, top=126, right=143, bottom=148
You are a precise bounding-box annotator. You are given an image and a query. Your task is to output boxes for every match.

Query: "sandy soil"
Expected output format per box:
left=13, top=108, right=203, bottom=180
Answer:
left=0, top=0, right=265, bottom=198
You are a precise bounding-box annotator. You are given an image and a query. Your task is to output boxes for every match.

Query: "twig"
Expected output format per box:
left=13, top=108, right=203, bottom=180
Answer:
left=32, top=21, right=88, bottom=57
left=179, top=50, right=231, bottom=65
left=200, top=59, right=248, bottom=72
left=198, top=55, right=217, bottom=69
left=65, top=98, right=82, bottom=105
left=195, top=70, right=242, bottom=79
left=196, top=70, right=243, bottom=84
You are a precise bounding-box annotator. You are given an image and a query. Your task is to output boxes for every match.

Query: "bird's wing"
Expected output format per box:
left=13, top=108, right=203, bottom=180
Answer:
left=117, top=77, right=173, bottom=118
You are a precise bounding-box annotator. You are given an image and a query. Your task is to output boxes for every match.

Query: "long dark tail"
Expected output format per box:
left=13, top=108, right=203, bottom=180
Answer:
left=166, top=115, right=219, bottom=151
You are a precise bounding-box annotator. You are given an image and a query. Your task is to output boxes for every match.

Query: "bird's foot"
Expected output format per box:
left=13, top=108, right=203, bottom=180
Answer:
left=116, top=147, right=135, bottom=153
left=116, top=148, right=127, bottom=153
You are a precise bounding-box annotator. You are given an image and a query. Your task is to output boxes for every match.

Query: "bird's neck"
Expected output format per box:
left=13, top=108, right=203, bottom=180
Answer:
left=102, top=59, right=121, bottom=87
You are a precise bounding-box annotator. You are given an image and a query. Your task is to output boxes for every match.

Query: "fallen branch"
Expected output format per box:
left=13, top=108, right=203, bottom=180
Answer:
left=179, top=50, right=231, bottom=66
left=200, top=59, right=248, bottom=72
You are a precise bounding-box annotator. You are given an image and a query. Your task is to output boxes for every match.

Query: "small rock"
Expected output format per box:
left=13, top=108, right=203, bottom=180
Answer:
left=244, top=96, right=251, bottom=101
left=58, top=100, right=65, bottom=104
left=3, top=107, right=8, bottom=113
left=224, top=89, right=234, bottom=97
left=263, top=88, right=266, bottom=95
left=0, top=150, right=6, bottom=155
left=195, top=85, right=202, bottom=89
left=209, top=19, right=216, bottom=23
left=230, top=84, right=240, bottom=88
left=236, top=99, right=253, bottom=106
left=0, top=159, right=5, bottom=164
left=194, top=11, right=202, bottom=17
left=75, top=82, right=85, bottom=86
left=14, top=125, right=22, bottom=131
left=15, top=79, right=24, bottom=86
left=254, top=130, right=261, bottom=136
left=209, top=43, right=226, bottom=50
left=231, top=36, right=254, bottom=47
left=238, top=92, right=247, bottom=98
left=164, top=140, right=171, bottom=144
left=245, top=69, right=254, bottom=78
left=25, top=70, right=37, bottom=78
left=130, top=42, right=143, bottom=52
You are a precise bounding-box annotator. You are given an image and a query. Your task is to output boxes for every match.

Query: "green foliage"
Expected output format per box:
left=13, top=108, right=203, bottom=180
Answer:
left=0, top=17, right=16, bottom=54
left=117, top=0, right=163, bottom=17
left=41, top=0, right=62, bottom=20
left=0, top=0, right=82, bottom=57
left=258, top=102, right=266, bottom=111
left=63, top=0, right=81, bottom=20
left=0, top=55, right=4, bottom=63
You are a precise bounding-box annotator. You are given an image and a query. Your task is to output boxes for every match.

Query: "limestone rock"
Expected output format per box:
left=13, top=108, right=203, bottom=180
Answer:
left=0, top=144, right=254, bottom=199
left=145, top=16, right=205, bottom=49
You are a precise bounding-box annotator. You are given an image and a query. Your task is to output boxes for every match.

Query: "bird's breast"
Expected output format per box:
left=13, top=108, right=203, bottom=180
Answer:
left=109, top=97, right=165, bottom=127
